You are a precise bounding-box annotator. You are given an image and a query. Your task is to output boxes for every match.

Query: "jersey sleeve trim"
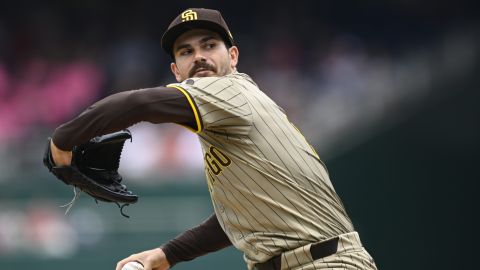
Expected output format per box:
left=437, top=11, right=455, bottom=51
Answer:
left=167, top=84, right=203, bottom=133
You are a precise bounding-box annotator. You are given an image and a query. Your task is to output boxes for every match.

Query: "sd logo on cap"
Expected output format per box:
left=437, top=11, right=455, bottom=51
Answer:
left=161, top=8, right=235, bottom=59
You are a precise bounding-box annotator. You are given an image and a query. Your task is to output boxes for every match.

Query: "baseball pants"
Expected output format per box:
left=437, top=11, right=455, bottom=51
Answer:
left=256, top=231, right=377, bottom=270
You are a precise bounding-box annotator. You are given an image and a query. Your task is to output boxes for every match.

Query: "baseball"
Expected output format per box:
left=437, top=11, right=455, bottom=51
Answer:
left=122, top=261, right=144, bottom=270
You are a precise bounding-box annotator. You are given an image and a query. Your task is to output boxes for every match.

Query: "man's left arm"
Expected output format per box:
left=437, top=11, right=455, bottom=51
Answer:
left=50, top=87, right=196, bottom=165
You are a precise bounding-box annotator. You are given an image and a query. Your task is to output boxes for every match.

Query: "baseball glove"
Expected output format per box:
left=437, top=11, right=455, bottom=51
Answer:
left=43, top=129, right=138, bottom=217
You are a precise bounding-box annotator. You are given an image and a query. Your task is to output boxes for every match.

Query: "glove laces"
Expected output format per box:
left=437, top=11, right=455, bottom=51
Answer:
left=60, top=187, right=131, bottom=218
left=60, top=187, right=81, bottom=215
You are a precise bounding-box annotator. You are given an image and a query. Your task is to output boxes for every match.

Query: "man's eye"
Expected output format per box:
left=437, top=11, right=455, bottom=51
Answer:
left=205, top=43, right=216, bottom=49
left=180, top=49, right=192, bottom=56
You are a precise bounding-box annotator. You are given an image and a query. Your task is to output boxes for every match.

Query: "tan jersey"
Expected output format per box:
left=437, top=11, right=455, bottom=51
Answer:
left=168, top=72, right=354, bottom=268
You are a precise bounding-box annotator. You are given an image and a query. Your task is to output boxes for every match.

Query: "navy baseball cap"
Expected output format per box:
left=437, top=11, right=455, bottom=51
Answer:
left=161, top=8, right=235, bottom=58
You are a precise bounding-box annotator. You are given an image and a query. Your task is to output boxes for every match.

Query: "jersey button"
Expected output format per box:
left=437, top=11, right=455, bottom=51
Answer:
left=219, top=206, right=225, bottom=213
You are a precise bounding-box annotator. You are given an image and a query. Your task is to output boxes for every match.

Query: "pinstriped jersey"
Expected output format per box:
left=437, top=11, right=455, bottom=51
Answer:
left=167, top=72, right=354, bottom=269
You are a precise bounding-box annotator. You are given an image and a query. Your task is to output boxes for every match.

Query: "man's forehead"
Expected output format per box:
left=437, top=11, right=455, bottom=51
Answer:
left=173, top=29, right=222, bottom=48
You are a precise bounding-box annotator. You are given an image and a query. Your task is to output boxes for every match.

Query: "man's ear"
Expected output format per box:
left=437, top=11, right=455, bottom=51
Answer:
left=229, top=46, right=239, bottom=70
left=170, top=62, right=183, bottom=82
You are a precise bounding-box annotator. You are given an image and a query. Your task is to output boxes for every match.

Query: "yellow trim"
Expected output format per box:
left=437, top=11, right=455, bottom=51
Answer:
left=167, top=84, right=202, bottom=133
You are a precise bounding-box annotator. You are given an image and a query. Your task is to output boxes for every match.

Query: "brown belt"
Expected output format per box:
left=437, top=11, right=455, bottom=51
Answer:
left=256, top=237, right=339, bottom=270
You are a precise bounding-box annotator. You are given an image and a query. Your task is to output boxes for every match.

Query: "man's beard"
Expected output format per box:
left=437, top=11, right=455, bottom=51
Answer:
left=189, top=62, right=217, bottom=78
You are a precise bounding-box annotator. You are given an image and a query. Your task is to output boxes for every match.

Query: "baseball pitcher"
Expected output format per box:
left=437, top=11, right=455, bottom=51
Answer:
left=45, top=8, right=377, bottom=270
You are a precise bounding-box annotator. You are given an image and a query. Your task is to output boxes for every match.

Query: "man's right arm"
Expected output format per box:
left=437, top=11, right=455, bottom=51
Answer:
left=115, top=213, right=232, bottom=270
left=161, top=212, right=232, bottom=267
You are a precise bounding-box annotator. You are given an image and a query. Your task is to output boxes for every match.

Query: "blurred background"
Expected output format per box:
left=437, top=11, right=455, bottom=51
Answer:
left=0, top=0, right=479, bottom=269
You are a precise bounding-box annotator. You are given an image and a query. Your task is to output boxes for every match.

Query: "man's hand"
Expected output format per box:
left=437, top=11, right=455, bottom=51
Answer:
left=50, top=140, right=72, bottom=166
left=116, top=248, right=170, bottom=270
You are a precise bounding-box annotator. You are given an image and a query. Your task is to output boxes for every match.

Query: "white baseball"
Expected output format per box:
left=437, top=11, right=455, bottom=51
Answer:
left=122, top=261, right=144, bottom=270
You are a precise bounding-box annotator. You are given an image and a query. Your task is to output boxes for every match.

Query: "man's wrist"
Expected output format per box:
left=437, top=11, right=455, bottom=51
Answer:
left=151, top=248, right=171, bottom=269
left=159, top=244, right=178, bottom=268
left=50, top=140, right=72, bottom=166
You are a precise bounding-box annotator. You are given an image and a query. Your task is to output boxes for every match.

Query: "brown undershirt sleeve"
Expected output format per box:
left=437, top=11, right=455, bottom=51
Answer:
left=160, top=213, right=232, bottom=267
left=52, top=87, right=196, bottom=151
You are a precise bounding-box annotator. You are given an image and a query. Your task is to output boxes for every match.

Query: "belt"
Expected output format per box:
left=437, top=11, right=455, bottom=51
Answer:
left=256, top=237, right=339, bottom=270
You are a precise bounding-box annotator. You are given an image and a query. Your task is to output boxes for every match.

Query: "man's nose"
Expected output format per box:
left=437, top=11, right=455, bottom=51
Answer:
left=193, top=50, right=207, bottom=62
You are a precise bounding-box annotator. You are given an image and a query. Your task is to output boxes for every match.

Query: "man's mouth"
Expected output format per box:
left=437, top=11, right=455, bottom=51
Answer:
left=195, top=68, right=208, bottom=73
left=189, top=63, right=216, bottom=77
left=193, top=69, right=212, bottom=77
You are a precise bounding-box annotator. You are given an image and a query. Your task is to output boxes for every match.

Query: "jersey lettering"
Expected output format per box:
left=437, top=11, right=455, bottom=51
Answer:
left=204, top=146, right=231, bottom=176
left=210, top=146, right=232, bottom=167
